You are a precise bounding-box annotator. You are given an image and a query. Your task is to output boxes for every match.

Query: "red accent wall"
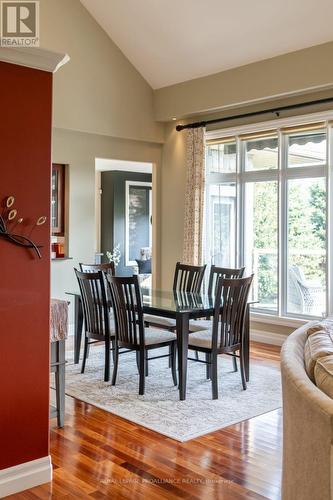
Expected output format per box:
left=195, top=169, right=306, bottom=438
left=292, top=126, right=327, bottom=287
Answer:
left=0, top=61, right=52, bottom=470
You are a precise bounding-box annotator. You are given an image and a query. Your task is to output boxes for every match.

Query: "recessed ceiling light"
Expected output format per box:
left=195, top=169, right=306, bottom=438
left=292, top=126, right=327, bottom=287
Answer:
left=172, top=117, right=177, bottom=121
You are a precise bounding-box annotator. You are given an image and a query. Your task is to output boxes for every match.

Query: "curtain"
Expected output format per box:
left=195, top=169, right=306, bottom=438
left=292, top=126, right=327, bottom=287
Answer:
left=183, top=127, right=205, bottom=265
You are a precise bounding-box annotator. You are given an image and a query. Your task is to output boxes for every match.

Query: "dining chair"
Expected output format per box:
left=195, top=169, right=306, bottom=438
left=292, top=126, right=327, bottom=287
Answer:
left=78, top=262, right=116, bottom=360
left=187, top=275, right=253, bottom=399
left=80, top=261, right=115, bottom=276
left=207, top=265, right=245, bottom=296
left=144, top=261, right=207, bottom=330
left=75, top=269, right=116, bottom=382
left=189, top=265, right=246, bottom=366
left=107, top=274, right=177, bottom=395
left=190, top=266, right=246, bottom=328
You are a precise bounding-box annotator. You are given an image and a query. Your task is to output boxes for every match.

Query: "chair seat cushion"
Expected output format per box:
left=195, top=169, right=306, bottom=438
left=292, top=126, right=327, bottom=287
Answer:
left=144, top=327, right=176, bottom=346
left=144, top=314, right=176, bottom=329
left=304, top=330, right=333, bottom=381
left=189, top=319, right=212, bottom=332
left=188, top=329, right=214, bottom=348
left=314, top=355, right=333, bottom=399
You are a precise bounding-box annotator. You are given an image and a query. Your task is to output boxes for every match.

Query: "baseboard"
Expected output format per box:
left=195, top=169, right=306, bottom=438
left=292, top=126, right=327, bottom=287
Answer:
left=0, top=456, right=52, bottom=498
left=251, top=328, right=288, bottom=346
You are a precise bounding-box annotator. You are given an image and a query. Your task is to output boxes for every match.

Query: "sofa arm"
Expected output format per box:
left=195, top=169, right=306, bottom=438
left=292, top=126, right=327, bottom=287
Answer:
left=281, top=326, right=333, bottom=500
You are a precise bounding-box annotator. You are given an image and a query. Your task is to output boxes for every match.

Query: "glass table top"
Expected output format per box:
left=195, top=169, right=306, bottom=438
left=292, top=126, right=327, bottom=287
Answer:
left=67, top=286, right=256, bottom=315
left=141, top=287, right=215, bottom=314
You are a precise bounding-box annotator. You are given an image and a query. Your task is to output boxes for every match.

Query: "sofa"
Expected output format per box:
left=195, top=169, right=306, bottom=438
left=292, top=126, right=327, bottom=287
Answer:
left=281, top=319, right=333, bottom=500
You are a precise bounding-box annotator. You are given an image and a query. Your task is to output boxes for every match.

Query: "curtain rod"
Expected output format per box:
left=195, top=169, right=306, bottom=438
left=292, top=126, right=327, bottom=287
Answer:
left=175, top=96, right=333, bottom=132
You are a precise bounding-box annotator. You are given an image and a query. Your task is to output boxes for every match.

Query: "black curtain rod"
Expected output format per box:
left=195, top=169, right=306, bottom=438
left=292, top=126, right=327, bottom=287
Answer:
left=175, top=96, right=333, bottom=132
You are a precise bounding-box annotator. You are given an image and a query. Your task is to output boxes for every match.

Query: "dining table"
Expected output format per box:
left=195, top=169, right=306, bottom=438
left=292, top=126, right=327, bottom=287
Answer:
left=66, top=287, right=252, bottom=401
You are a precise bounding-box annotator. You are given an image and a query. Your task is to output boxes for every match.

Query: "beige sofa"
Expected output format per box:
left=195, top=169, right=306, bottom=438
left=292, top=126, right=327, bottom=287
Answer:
left=281, top=320, right=333, bottom=500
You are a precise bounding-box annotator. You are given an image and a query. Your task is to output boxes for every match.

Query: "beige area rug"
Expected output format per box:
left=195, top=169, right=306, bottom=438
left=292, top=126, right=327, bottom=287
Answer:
left=63, top=346, right=281, bottom=442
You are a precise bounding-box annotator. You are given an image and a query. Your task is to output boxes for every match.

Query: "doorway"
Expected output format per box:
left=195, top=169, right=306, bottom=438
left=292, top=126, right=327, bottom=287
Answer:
left=95, top=158, right=155, bottom=286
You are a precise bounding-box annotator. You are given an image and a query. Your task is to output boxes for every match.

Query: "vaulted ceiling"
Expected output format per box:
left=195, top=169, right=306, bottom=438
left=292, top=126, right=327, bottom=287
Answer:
left=81, top=0, right=333, bottom=89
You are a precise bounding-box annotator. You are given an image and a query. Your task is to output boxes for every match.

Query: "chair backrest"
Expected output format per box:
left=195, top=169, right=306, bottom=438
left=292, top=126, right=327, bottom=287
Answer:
left=107, top=274, right=145, bottom=347
left=207, top=265, right=245, bottom=296
left=173, top=262, right=206, bottom=293
left=212, top=275, right=253, bottom=350
left=79, top=262, right=115, bottom=276
left=74, top=269, right=111, bottom=338
left=80, top=262, right=115, bottom=303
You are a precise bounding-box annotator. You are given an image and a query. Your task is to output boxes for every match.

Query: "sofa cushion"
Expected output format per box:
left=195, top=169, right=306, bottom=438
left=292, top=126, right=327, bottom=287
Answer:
left=305, top=318, right=333, bottom=338
left=314, top=355, right=333, bottom=399
left=304, top=330, right=333, bottom=381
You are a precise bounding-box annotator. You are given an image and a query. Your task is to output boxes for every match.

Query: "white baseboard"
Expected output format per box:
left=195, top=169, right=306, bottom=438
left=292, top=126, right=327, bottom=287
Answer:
left=0, top=456, right=52, bottom=498
left=251, top=328, right=288, bottom=346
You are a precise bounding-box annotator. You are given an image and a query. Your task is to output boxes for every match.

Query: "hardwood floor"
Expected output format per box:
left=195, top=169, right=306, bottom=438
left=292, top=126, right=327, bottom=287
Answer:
left=9, top=342, right=282, bottom=500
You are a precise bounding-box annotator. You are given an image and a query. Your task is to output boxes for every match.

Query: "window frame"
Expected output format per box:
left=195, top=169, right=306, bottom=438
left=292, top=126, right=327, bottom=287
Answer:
left=205, top=110, right=333, bottom=321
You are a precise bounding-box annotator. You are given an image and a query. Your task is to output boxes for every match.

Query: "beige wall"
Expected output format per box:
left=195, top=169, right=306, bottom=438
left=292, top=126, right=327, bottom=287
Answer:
left=154, top=41, right=333, bottom=121
left=40, top=0, right=163, bottom=143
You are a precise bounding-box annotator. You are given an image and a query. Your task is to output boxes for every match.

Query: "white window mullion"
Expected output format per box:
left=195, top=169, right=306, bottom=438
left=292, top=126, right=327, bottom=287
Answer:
left=236, top=136, right=243, bottom=269
left=279, top=131, right=288, bottom=317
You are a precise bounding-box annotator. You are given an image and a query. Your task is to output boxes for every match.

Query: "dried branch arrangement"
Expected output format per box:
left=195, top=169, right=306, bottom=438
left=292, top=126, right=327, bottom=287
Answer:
left=0, top=196, right=47, bottom=259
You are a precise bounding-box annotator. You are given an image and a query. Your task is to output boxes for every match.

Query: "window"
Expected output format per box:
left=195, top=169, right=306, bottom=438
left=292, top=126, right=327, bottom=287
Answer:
left=244, top=180, right=278, bottom=312
left=206, top=182, right=236, bottom=267
left=205, top=117, right=330, bottom=319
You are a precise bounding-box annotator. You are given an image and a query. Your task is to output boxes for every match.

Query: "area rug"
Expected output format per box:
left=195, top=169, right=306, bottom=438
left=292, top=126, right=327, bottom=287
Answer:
left=64, top=346, right=281, bottom=442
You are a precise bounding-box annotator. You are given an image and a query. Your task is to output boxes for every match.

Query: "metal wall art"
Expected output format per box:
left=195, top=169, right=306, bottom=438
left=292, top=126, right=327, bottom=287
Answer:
left=0, top=196, right=47, bottom=259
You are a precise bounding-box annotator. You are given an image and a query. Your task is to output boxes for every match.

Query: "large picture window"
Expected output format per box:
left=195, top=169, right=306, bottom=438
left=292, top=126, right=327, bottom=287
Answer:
left=205, top=116, right=330, bottom=320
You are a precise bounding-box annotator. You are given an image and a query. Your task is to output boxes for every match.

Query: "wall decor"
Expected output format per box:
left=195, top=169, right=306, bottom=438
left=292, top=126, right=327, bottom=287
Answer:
left=0, top=195, right=47, bottom=258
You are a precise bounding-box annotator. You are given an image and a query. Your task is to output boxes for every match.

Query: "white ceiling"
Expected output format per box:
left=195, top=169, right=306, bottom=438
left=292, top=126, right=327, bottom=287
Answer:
left=81, top=0, right=333, bottom=90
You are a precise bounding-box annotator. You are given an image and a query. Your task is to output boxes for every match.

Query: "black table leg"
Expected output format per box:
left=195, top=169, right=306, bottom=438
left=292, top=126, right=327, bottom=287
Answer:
left=55, top=340, right=66, bottom=427
left=176, top=312, right=189, bottom=401
left=244, top=305, right=250, bottom=382
left=74, top=295, right=83, bottom=364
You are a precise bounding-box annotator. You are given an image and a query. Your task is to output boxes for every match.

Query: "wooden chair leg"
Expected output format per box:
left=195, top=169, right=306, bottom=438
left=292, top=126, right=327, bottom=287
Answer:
left=104, top=338, right=110, bottom=382
left=232, top=356, right=238, bottom=372
left=211, top=354, right=218, bottom=400
left=205, top=352, right=211, bottom=379
left=111, top=338, right=116, bottom=364
left=81, top=337, right=88, bottom=374
left=145, top=350, right=149, bottom=377
left=240, top=348, right=247, bottom=390
left=168, top=344, right=172, bottom=368
left=171, top=342, right=177, bottom=386
left=139, top=350, right=145, bottom=395
left=111, top=345, right=119, bottom=386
